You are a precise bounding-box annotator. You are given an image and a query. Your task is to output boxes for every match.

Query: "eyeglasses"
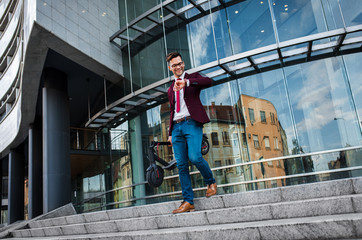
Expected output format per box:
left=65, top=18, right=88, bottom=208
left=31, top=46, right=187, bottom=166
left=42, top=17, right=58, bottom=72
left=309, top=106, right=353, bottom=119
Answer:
left=170, top=61, right=184, bottom=68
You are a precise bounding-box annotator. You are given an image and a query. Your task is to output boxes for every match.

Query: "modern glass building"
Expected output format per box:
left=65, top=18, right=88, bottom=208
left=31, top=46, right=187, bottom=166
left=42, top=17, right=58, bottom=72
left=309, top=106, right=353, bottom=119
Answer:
left=0, top=0, right=361, bottom=224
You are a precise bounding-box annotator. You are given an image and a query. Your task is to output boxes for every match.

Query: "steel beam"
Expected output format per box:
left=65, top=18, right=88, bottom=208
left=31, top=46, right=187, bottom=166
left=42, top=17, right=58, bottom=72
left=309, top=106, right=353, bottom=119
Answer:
left=91, top=25, right=362, bottom=129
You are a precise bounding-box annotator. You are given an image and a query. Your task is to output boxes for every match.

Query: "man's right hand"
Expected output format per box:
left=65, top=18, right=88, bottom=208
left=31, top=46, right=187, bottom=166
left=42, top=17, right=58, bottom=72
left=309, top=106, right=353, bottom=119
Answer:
left=167, top=136, right=172, bottom=145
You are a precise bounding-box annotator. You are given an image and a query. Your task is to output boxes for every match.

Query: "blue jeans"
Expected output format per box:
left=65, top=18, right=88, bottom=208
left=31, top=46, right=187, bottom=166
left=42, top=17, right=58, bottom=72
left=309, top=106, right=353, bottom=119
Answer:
left=172, top=118, right=215, bottom=205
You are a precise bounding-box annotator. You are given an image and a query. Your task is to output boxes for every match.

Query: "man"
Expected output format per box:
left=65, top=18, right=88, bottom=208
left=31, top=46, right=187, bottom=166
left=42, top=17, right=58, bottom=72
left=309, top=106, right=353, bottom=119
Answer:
left=166, top=52, right=217, bottom=214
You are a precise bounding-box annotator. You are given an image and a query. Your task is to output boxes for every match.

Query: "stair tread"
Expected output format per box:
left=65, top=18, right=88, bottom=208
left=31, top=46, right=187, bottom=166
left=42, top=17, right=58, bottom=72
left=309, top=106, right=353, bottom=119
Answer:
left=9, top=213, right=362, bottom=240
left=27, top=177, right=360, bottom=229
left=7, top=177, right=362, bottom=239
left=18, top=193, right=362, bottom=232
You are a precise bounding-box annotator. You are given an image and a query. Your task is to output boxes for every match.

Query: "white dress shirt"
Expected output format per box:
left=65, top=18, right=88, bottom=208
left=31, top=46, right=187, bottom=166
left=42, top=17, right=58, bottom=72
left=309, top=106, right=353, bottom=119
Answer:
left=173, top=72, right=191, bottom=121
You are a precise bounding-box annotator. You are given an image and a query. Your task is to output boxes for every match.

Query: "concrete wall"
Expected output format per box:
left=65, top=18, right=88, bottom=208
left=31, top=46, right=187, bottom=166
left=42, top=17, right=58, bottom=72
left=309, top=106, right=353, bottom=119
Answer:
left=0, top=96, right=22, bottom=154
left=35, top=0, right=123, bottom=76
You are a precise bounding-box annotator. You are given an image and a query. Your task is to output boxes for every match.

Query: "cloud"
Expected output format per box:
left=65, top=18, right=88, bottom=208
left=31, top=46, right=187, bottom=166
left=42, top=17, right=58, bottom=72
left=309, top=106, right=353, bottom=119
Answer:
left=213, top=83, right=232, bottom=105
left=292, top=60, right=355, bottom=133
left=146, top=106, right=161, bottom=127
left=188, top=12, right=218, bottom=66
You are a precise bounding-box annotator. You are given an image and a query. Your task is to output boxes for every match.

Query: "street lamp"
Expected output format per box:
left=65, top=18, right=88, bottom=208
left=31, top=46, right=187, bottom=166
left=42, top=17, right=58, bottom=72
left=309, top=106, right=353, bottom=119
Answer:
left=333, top=117, right=349, bottom=146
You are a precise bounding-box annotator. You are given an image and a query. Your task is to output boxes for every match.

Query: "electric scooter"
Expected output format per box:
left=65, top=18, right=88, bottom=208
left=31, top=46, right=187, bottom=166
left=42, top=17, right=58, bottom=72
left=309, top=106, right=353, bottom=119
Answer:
left=146, top=134, right=209, bottom=187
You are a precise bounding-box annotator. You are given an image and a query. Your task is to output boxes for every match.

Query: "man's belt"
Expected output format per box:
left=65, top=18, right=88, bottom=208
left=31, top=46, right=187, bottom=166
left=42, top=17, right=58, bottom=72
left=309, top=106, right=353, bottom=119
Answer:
left=174, top=116, right=192, bottom=123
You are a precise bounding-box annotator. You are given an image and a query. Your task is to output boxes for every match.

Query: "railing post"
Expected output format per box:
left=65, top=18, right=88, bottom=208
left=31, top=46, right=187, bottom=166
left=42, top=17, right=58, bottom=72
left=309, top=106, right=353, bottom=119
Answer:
left=95, top=131, right=98, bottom=150
left=76, top=129, right=80, bottom=149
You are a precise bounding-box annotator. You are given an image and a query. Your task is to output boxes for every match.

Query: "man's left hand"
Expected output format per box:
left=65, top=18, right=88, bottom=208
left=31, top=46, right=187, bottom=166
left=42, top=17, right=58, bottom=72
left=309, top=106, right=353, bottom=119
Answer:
left=173, top=79, right=186, bottom=91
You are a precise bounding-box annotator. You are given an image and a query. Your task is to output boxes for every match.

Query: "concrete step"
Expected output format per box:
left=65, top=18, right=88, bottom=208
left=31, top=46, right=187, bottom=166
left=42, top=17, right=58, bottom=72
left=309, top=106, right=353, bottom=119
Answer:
left=11, top=194, right=362, bottom=238
left=8, top=213, right=362, bottom=240
left=7, top=177, right=362, bottom=239
left=24, top=177, right=362, bottom=230
left=0, top=204, right=76, bottom=239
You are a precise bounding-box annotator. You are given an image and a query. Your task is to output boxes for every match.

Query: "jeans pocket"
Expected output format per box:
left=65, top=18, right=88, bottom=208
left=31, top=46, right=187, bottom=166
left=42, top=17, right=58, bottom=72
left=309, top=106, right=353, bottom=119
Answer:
left=188, top=119, right=202, bottom=128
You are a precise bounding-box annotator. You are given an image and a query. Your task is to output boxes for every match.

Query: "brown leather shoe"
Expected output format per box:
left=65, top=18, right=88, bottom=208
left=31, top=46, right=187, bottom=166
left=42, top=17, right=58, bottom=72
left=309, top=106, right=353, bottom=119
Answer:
left=172, top=201, right=195, bottom=214
left=206, top=183, right=217, bottom=198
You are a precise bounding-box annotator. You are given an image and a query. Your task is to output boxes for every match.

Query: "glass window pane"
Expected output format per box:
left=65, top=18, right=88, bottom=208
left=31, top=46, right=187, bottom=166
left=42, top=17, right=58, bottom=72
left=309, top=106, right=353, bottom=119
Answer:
left=260, top=110, right=267, bottom=123
left=125, top=0, right=159, bottom=23
left=201, top=80, right=250, bottom=190
left=272, top=0, right=328, bottom=42
left=249, top=108, right=255, bottom=123
left=226, top=1, right=276, bottom=54
left=253, top=135, right=260, bottom=149
left=339, top=0, right=362, bottom=27
left=165, top=19, right=192, bottom=75
left=129, top=37, right=167, bottom=91
left=320, top=0, right=345, bottom=30
left=187, top=14, right=217, bottom=67
left=264, top=136, right=271, bottom=148
left=285, top=57, right=362, bottom=153
left=238, top=68, right=297, bottom=160
left=211, top=132, right=219, bottom=145
left=168, top=0, right=188, bottom=10
left=211, top=9, right=233, bottom=59
left=342, top=52, right=362, bottom=127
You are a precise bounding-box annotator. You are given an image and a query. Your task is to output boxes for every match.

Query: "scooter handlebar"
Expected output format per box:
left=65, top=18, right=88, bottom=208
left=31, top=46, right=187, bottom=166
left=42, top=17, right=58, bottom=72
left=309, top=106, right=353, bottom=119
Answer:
left=150, top=141, right=171, bottom=147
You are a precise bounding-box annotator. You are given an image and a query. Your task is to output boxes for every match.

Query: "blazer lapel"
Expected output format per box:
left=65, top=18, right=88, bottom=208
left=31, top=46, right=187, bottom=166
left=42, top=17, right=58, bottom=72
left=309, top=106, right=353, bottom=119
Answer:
left=170, top=81, right=175, bottom=103
left=183, top=73, right=189, bottom=96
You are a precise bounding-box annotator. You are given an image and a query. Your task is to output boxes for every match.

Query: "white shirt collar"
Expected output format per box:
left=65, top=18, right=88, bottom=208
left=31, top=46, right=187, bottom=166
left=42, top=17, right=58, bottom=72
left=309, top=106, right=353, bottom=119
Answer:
left=174, top=72, right=185, bottom=81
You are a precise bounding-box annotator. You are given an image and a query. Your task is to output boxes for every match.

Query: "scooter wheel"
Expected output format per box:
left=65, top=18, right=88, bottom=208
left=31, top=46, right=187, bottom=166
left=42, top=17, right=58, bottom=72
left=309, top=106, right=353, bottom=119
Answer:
left=201, top=138, right=210, bottom=155
left=146, top=165, right=164, bottom=187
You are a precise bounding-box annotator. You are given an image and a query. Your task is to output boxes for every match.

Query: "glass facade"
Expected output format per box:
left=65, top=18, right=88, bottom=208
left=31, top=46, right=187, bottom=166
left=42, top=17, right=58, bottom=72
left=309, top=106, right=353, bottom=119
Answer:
left=73, top=0, right=362, bottom=212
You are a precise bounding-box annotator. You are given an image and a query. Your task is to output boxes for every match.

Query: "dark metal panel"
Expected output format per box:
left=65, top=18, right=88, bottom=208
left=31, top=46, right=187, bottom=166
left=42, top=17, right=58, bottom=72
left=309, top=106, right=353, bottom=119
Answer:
left=8, top=150, right=24, bottom=223
left=42, top=68, right=71, bottom=213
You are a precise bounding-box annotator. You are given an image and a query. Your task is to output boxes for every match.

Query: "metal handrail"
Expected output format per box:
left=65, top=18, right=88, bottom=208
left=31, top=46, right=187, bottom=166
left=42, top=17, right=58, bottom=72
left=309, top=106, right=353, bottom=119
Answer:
left=81, top=165, right=362, bottom=213
left=76, top=145, right=362, bottom=211
left=70, top=127, right=100, bottom=151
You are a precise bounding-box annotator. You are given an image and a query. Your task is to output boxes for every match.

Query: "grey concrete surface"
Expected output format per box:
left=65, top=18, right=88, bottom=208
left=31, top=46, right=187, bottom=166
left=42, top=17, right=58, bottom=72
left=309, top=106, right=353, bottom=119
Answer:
left=9, top=213, right=362, bottom=240
left=134, top=202, right=179, bottom=218
left=22, top=194, right=362, bottom=237
left=354, top=178, right=362, bottom=194
left=115, top=217, right=158, bottom=232
left=51, top=217, right=67, bottom=227
left=83, top=211, right=109, bottom=223
left=34, top=203, right=76, bottom=221
left=352, top=195, right=362, bottom=213
left=206, top=204, right=272, bottom=224
left=222, top=188, right=282, bottom=208
left=64, top=215, right=86, bottom=225
left=84, top=221, right=117, bottom=234
left=61, top=224, right=87, bottom=236
left=194, top=195, right=225, bottom=210
left=271, top=195, right=356, bottom=219
left=28, top=228, right=45, bottom=237
left=354, top=218, right=362, bottom=236
left=258, top=219, right=355, bottom=240
left=106, top=206, right=140, bottom=220
left=7, top=177, right=362, bottom=239
left=155, top=211, right=209, bottom=229
left=43, top=227, right=63, bottom=237
left=281, top=178, right=354, bottom=202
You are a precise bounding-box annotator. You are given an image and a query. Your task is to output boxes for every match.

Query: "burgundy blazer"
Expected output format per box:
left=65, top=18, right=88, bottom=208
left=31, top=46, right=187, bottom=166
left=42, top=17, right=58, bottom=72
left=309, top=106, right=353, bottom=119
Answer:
left=168, top=72, right=213, bottom=136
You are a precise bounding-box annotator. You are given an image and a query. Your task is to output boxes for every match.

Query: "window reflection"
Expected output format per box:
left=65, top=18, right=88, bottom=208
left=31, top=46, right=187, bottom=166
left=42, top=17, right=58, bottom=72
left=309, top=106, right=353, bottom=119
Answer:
left=238, top=94, right=288, bottom=188
left=73, top=0, right=362, bottom=212
left=110, top=123, right=133, bottom=209
left=342, top=52, right=362, bottom=125
left=339, top=0, right=362, bottom=27
left=272, top=0, right=327, bottom=41
left=226, top=0, right=275, bottom=54
left=285, top=57, right=362, bottom=154
left=187, top=13, right=217, bottom=67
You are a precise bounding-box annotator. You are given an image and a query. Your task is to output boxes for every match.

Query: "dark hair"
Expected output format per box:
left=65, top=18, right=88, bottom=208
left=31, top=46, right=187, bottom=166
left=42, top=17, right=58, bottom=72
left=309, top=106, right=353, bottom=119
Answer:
left=166, top=52, right=182, bottom=63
